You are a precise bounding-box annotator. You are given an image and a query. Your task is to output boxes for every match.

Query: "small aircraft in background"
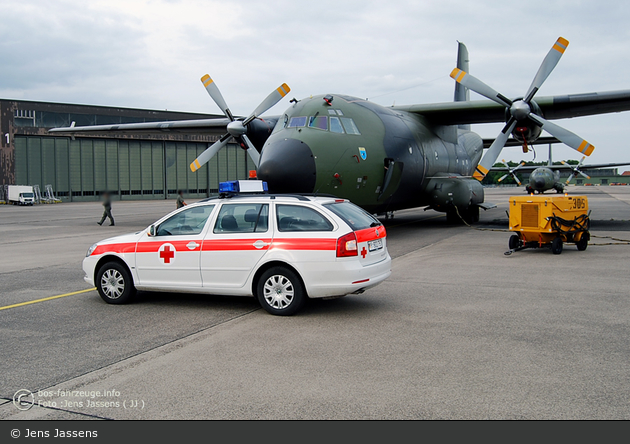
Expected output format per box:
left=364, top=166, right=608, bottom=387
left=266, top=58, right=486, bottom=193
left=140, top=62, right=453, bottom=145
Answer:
left=491, top=146, right=630, bottom=194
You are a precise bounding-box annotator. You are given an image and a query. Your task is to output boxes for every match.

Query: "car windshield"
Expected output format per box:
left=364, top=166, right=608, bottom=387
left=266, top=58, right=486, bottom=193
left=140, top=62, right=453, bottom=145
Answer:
left=323, top=202, right=380, bottom=230
left=22, top=193, right=34, bottom=198
left=156, top=205, right=215, bottom=236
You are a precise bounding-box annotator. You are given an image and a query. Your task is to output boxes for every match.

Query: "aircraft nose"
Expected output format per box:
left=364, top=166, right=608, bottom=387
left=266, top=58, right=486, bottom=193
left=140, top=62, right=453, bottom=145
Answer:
left=258, top=138, right=316, bottom=193
left=533, top=177, right=546, bottom=189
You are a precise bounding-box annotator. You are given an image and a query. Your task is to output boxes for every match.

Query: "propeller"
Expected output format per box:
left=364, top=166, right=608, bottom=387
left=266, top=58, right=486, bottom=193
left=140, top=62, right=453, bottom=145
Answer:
left=561, top=156, right=590, bottom=184
left=497, top=159, right=525, bottom=186
left=450, top=37, right=595, bottom=181
left=190, top=75, right=290, bottom=172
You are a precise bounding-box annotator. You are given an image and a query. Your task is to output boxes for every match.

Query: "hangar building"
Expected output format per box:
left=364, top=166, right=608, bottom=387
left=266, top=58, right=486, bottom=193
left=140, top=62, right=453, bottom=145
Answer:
left=0, top=99, right=255, bottom=202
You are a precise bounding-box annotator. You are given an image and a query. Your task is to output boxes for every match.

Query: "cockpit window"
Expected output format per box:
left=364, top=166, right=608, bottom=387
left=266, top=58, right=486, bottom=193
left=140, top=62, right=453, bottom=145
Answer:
left=329, top=117, right=344, bottom=134
left=341, top=117, right=360, bottom=135
left=308, top=116, right=327, bottom=130
left=327, top=109, right=337, bottom=115
left=272, top=115, right=288, bottom=134
left=288, top=116, right=307, bottom=127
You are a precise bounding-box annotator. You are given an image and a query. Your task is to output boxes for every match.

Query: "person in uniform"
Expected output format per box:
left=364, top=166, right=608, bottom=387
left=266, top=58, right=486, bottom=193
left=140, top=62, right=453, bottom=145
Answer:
left=176, top=190, right=187, bottom=209
left=97, top=192, right=115, bottom=226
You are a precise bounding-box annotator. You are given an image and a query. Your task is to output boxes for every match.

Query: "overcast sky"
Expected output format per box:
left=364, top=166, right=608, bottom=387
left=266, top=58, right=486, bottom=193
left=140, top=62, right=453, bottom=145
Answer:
left=2, top=0, right=630, bottom=166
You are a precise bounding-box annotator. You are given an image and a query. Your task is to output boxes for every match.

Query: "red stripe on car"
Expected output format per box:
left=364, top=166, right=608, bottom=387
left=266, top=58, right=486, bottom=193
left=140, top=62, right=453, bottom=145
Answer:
left=92, top=243, right=136, bottom=256
left=355, top=225, right=386, bottom=243
left=271, top=238, right=337, bottom=251
left=201, top=239, right=273, bottom=251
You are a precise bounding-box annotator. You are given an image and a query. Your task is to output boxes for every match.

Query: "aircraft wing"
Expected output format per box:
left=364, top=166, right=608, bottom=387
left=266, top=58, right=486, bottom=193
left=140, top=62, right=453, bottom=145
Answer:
left=491, top=162, right=630, bottom=173
left=49, top=117, right=232, bottom=135
left=483, top=136, right=559, bottom=148
left=393, top=90, right=630, bottom=125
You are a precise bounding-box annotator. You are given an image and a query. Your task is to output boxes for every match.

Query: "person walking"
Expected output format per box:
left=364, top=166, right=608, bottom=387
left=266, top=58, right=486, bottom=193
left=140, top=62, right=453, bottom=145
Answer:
left=97, top=192, right=115, bottom=226
left=176, top=190, right=187, bottom=209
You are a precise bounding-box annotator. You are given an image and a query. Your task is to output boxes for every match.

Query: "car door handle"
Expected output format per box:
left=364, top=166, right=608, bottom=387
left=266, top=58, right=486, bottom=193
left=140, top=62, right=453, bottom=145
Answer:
left=187, top=241, right=200, bottom=250
left=253, top=240, right=269, bottom=249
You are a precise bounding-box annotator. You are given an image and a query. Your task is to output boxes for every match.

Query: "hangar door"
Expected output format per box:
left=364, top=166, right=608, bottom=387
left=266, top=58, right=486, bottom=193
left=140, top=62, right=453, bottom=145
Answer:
left=14, top=136, right=254, bottom=201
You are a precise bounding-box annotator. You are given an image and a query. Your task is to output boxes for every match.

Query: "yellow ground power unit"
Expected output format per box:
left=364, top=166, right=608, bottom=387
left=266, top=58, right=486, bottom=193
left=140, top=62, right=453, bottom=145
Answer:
left=506, top=195, right=590, bottom=255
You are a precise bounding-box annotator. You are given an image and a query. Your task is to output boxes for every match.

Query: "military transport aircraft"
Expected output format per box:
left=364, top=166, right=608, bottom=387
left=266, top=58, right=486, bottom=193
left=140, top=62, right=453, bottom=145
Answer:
left=50, top=37, right=630, bottom=223
left=492, top=146, right=630, bottom=194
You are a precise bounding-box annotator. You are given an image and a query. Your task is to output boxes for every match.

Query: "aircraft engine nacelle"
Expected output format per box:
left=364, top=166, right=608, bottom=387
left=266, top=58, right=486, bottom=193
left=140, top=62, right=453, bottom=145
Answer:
left=505, top=99, right=543, bottom=144
left=244, top=117, right=279, bottom=151
left=426, top=176, right=484, bottom=212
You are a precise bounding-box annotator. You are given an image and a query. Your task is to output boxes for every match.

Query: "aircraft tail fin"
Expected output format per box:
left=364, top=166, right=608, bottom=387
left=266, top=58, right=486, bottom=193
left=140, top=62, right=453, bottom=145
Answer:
left=454, top=42, right=469, bottom=103
left=455, top=41, right=470, bottom=130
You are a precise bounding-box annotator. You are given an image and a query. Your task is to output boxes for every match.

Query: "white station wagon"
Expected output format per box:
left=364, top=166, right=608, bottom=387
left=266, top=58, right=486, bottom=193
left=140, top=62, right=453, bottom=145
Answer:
left=83, top=181, right=391, bottom=315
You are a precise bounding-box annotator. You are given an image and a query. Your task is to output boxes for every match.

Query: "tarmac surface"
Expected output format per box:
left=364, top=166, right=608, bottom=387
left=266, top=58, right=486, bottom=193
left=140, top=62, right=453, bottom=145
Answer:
left=1, top=186, right=629, bottom=419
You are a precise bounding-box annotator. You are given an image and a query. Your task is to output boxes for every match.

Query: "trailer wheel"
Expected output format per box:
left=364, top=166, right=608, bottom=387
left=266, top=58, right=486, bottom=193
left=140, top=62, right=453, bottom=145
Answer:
left=551, top=237, right=563, bottom=255
left=576, top=231, right=589, bottom=251
left=508, top=235, right=520, bottom=250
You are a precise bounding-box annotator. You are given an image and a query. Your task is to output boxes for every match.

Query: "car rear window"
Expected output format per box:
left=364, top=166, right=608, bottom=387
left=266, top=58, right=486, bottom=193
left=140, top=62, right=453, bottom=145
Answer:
left=323, top=202, right=380, bottom=231
left=276, top=205, right=333, bottom=232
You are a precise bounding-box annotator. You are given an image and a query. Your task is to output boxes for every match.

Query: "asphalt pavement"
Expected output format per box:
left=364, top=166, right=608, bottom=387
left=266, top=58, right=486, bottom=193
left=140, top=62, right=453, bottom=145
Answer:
left=1, top=186, right=629, bottom=419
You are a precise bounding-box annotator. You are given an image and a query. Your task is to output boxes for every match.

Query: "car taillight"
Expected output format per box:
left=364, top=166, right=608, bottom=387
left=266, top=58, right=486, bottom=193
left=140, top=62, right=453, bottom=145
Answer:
left=337, top=232, right=358, bottom=257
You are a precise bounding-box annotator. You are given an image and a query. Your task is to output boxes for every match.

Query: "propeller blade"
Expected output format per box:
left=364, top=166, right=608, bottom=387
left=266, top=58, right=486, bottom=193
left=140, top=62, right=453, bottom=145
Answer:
left=240, top=134, right=260, bottom=168
left=450, top=68, right=512, bottom=108
left=243, top=83, right=291, bottom=126
left=565, top=172, right=576, bottom=185
left=578, top=156, right=586, bottom=166
left=473, top=118, right=516, bottom=181
left=512, top=174, right=522, bottom=186
left=560, top=160, right=567, bottom=165
left=512, top=161, right=525, bottom=173
left=498, top=173, right=509, bottom=182
left=473, top=119, right=517, bottom=181
left=190, top=133, right=232, bottom=172
left=528, top=114, right=594, bottom=156
left=201, top=75, right=235, bottom=121
left=524, top=37, right=569, bottom=103
left=578, top=171, right=591, bottom=180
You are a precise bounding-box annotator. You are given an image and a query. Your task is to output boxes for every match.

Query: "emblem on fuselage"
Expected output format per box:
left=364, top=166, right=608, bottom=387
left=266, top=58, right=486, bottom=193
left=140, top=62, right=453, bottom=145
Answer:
left=358, top=147, right=367, bottom=161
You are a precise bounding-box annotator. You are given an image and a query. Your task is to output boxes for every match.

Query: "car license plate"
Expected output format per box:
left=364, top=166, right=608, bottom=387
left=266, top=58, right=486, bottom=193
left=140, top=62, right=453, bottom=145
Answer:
left=368, top=239, right=383, bottom=252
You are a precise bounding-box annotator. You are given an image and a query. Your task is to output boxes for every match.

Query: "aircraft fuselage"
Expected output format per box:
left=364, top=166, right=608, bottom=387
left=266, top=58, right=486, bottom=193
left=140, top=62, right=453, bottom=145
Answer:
left=525, top=167, right=564, bottom=194
left=255, top=94, right=485, bottom=216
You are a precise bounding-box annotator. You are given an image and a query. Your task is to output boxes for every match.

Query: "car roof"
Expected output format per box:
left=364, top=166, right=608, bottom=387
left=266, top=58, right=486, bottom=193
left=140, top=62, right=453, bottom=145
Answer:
left=197, top=194, right=345, bottom=206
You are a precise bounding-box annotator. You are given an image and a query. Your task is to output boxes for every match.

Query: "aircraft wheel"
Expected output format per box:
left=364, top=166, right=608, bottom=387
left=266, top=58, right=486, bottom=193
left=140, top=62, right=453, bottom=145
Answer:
left=96, top=261, right=136, bottom=304
left=576, top=231, right=589, bottom=251
left=509, top=234, right=520, bottom=250
left=256, top=266, right=306, bottom=316
left=446, top=209, right=459, bottom=224
left=464, top=206, right=479, bottom=224
left=551, top=237, right=563, bottom=255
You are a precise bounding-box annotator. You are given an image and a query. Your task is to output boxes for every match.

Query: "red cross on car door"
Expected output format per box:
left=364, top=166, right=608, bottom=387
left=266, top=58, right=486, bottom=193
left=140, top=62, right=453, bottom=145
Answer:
left=135, top=205, right=216, bottom=289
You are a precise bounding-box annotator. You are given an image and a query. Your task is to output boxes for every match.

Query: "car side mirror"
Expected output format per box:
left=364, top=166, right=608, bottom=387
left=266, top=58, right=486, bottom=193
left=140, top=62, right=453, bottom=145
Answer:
left=148, top=225, right=156, bottom=236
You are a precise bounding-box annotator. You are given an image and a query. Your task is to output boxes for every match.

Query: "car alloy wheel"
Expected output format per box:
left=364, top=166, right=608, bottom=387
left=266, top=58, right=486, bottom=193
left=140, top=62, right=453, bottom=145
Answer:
left=263, top=274, right=295, bottom=309
left=101, top=269, right=125, bottom=300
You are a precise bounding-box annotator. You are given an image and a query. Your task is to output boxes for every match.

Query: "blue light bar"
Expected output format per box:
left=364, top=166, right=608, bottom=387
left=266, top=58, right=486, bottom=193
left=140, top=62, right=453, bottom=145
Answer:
left=219, top=180, right=268, bottom=194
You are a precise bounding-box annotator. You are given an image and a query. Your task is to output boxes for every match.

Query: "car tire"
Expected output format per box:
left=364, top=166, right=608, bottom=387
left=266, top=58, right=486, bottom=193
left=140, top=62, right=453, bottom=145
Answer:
left=256, top=266, right=306, bottom=316
left=96, top=261, right=136, bottom=304
left=551, top=237, right=563, bottom=255
left=576, top=231, right=589, bottom=251
left=509, top=234, right=520, bottom=250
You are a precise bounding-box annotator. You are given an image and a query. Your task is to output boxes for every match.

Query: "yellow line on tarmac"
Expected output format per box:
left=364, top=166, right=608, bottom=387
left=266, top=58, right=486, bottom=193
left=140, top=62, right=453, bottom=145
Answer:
left=0, top=288, right=96, bottom=312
